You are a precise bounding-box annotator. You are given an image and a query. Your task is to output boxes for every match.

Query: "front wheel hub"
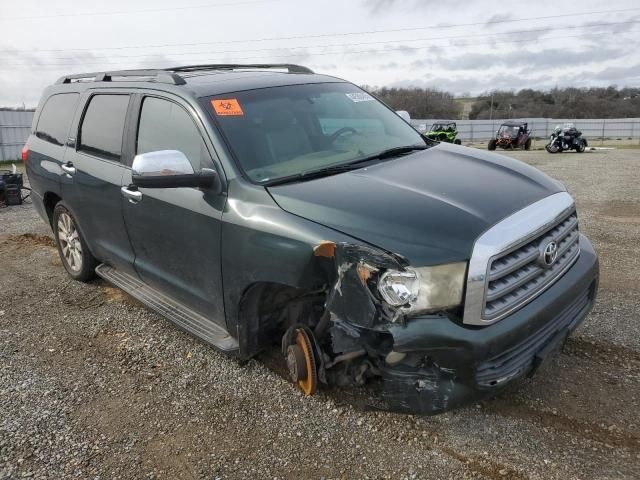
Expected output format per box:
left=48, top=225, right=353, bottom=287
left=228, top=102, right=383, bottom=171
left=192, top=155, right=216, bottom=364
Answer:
left=286, top=344, right=307, bottom=381
left=282, top=327, right=318, bottom=396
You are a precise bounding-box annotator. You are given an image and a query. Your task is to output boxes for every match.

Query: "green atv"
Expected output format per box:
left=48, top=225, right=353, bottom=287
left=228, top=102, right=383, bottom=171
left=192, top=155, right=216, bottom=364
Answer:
left=424, top=121, right=462, bottom=145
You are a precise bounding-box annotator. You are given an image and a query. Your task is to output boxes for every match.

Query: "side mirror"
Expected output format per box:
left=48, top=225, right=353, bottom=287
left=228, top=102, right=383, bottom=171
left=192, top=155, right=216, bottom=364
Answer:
left=396, top=110, right=411, bottom=122
left=131, top=150, right=221, bottom=193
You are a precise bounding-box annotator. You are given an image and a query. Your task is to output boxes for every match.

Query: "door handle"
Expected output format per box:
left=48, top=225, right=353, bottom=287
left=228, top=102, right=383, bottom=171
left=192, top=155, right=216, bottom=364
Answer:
left=61, top=162, right=76, bottom=176
left=121, top=186, right=143, bottom=203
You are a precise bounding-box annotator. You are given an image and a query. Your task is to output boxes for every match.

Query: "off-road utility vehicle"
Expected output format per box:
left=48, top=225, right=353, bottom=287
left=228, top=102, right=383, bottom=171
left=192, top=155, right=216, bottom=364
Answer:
left=424, top=121, right=461, bottom=144
left=488, top=120, right=532, bottom=150
left=24, top=64, right=598, bottom=414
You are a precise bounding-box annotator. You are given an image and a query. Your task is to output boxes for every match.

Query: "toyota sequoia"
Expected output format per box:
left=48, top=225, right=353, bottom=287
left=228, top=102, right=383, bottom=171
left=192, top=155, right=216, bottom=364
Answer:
left=24, top=64, right=599, bottom=414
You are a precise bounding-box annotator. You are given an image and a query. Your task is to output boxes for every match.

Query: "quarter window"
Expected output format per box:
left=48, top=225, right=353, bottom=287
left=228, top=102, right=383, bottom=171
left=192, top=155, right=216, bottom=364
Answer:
left=79, top=94, right=130, bottom=161
left=137, top=97, right=211, bottom=171
left=35, top=93, right=80, bottom=146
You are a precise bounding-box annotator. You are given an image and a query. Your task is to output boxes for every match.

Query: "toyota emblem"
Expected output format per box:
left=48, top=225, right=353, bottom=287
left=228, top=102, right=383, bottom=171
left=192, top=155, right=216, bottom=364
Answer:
left=542, top=241, right=558, bottom=266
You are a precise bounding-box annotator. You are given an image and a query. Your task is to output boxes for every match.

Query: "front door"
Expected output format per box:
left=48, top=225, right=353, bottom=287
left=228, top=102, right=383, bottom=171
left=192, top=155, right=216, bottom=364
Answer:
left=121, top=94, right=227, bottom=326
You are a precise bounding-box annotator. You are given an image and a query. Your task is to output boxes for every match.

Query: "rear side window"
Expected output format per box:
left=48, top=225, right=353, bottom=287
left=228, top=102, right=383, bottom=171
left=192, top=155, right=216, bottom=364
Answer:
left=35, top=93, right=79, bottom=146
left=79, top=94, right=130, bottom=161
left=137, top=97, right=211, bottom=171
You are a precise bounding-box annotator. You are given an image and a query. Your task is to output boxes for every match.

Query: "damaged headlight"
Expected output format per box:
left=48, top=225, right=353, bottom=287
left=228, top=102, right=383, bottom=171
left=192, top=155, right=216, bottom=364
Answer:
left=378, top=262, right=467, bottom=315
left=377, top=270, right=420, bottom=306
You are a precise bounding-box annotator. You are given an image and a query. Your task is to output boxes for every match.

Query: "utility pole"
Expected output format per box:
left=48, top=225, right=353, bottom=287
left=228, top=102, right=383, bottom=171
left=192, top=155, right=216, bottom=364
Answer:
left=489, top=92, right=494, bottom=121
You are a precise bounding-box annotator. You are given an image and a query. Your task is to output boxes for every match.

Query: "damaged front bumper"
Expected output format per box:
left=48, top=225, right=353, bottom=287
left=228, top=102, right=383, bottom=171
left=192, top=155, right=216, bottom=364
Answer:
left=371, top=235, right=599, bottom=414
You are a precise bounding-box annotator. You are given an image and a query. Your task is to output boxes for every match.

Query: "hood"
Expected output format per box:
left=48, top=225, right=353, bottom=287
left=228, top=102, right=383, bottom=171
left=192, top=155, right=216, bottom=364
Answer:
left=267, top=143, right=563, bottom=266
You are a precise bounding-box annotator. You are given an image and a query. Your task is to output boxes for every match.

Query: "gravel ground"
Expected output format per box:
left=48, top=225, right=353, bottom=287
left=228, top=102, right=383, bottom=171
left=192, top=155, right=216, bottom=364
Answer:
left=1, top=149, right=639, bottom=479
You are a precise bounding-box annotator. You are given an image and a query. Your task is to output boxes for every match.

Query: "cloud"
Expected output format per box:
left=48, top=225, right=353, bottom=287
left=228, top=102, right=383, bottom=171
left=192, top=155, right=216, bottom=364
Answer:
left=389, top=63, right=640, bottom=95
left=579, top=63, right=640, bottom=82
left=377, top=61, right=400, bottom=70
left=438, top=47, right=623, bottom=72
left=581, top=14, right=640, bottom=33
left=390, top=73, right=548, bottom=94
left=362, top=0, right=400, bottom=14
left=361, top=0, right=431, bottom=14
left=484, top=13, right=513, bottom=27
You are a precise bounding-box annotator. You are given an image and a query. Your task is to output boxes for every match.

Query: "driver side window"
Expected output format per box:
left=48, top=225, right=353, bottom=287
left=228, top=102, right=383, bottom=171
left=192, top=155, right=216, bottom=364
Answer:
left=137, top=97, right=213, bottom=171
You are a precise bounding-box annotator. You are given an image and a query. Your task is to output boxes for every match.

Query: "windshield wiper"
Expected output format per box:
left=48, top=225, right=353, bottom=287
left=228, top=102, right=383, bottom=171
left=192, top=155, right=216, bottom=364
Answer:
left=264, top=145, right=428, bottom=186
left=356, top=144, right=428, bottom=163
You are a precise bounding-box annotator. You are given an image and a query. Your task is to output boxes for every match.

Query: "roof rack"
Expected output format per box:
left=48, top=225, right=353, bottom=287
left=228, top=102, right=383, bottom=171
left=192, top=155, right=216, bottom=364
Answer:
left=55, top=69, right=186, bottom=85
left=54, top=64, right=314, bottom=86
left=165, top=64, right=314, bottom=74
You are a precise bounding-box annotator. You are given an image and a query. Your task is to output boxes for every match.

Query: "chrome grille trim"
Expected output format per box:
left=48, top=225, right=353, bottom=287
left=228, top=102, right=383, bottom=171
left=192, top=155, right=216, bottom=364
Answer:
left=484, top=215, right=579, bottom=319
left=463, top=192, right=579, bottom=326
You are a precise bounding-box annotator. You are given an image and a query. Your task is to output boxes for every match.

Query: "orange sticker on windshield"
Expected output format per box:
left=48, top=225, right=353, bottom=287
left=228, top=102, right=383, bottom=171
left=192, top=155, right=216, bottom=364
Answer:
left=212, top=98, right=244, bottom=116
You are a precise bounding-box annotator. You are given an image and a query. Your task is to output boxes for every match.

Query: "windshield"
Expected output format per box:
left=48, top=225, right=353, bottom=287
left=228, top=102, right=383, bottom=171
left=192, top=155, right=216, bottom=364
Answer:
left=205, top=83, right=425, bottom=184
left=430, top=123, right=455, bottom=131
left=498, top=125, right=520, bottom=136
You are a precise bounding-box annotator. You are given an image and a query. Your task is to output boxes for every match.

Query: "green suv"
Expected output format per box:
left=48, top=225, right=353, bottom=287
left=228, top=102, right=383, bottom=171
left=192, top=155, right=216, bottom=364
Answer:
left=24, top=64, right=598, bottom=414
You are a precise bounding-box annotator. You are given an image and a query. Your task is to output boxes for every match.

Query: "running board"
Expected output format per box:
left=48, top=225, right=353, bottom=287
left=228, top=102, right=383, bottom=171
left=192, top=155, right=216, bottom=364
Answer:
left=95, top=264, right=239, bottom=352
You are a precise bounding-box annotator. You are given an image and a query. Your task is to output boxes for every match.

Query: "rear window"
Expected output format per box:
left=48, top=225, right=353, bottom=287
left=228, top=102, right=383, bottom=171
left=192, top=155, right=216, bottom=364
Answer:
left=35, top=93, right=79, bottom=146
left=79, top=94, right=130, bottom=161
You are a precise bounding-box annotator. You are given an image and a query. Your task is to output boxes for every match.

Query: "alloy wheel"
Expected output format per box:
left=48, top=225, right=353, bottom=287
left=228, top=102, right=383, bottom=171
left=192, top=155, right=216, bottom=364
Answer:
left=57, top=212, right=83, bottom=272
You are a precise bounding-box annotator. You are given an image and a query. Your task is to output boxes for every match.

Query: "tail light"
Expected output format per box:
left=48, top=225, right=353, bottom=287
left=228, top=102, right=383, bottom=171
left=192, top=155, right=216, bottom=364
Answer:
left=21, top=144, right=29, bottom=162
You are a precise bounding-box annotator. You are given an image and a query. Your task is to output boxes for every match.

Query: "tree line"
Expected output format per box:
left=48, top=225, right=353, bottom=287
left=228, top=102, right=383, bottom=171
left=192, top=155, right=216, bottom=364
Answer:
left=469, top=87, right=640, bottom=119
left=362, top=85, right=462, bottom=119
left=363, top=86, right=639, bottom=119
left=0, top=107, right=35, bottom=111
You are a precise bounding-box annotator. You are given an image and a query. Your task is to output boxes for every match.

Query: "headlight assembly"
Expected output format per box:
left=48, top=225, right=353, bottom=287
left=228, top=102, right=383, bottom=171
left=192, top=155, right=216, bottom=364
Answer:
left=378, top=270, right=420, bottom=306
left=377, top=262, right=467, bottom=317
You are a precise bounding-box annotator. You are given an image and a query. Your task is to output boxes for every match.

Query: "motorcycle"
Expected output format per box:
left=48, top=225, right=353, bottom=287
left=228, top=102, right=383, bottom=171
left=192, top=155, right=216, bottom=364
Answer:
left=545, top=123, right=588, bottom=153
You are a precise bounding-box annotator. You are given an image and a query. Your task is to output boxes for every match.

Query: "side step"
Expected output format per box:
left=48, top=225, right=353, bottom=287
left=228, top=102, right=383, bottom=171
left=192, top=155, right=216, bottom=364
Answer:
left=95, top=264, right=239, bottom=352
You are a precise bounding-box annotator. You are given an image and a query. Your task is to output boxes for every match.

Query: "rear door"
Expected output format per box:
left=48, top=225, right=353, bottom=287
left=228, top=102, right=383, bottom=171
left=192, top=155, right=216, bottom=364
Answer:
left=61, top=91, right=137, bottom=274
left=25, top=92, right=80, bottom=217
left=121, top=94, right=227, bottom=326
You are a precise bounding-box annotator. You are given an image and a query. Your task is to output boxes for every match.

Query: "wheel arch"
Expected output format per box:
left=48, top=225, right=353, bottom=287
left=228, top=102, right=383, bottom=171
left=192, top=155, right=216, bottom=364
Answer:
left=236, top=281, right=325, bottom=359
left=43, top=191, right=62, bottom=226
left=50, top=198, right=100, bottom=262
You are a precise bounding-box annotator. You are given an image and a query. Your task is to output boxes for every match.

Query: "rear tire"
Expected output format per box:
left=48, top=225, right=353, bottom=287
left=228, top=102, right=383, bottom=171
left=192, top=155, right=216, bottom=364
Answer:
left=454, top=139, right=462, bottom=145
left=488, top=139, right=497, bottom=150
left=524, top=138, right=532, bottom=150
left=53, top=203, right=98, bottom=282
left=576, top=142, right=586, bottom=153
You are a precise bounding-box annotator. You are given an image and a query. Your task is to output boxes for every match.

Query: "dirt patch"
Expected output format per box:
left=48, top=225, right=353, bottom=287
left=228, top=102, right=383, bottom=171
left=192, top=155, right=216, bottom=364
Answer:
left=599, top=201, right=640, bottom=222
left=101, top=284, right=138, bottom=306
left=488, top=399, right=640, bottom=452
left=565, top=336, right=640, bottom=369
left=438, top=446, right=527, bottom=480
left=1, top=232, right=55, bottom=248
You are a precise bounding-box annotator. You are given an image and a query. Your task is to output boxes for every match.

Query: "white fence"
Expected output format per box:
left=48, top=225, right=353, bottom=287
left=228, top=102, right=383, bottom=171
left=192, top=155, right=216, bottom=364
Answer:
left=411, top=117, right=640, bottom=143
left=0, top=110, right=34, bottom=161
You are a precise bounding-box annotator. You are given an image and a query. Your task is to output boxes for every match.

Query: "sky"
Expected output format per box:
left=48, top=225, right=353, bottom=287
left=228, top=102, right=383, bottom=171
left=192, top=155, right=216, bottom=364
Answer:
left=0, top=0, right=639, bottom=107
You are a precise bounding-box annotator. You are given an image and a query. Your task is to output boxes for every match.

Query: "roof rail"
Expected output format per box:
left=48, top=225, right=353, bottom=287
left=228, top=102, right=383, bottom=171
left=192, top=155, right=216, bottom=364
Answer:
left=55, top=69, right=186, bottom=85
left=165, top=64, right=314, bottom=74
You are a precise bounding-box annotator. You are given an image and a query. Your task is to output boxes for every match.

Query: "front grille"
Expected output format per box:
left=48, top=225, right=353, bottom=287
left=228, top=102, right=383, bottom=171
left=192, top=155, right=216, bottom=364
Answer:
left=483, top=209, right=579, bottom=320
left=476, top=284, right=594, bottom=387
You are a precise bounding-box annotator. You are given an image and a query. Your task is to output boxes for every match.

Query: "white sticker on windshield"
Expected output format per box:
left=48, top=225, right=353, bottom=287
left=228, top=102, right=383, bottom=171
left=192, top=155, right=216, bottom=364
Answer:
left=346, top=92, right=374, bottom=103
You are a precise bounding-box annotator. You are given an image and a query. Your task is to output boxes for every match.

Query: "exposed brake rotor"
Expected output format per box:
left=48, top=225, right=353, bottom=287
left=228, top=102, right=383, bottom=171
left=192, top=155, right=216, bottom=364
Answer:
left=284, top=327, right=318, bottom=396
